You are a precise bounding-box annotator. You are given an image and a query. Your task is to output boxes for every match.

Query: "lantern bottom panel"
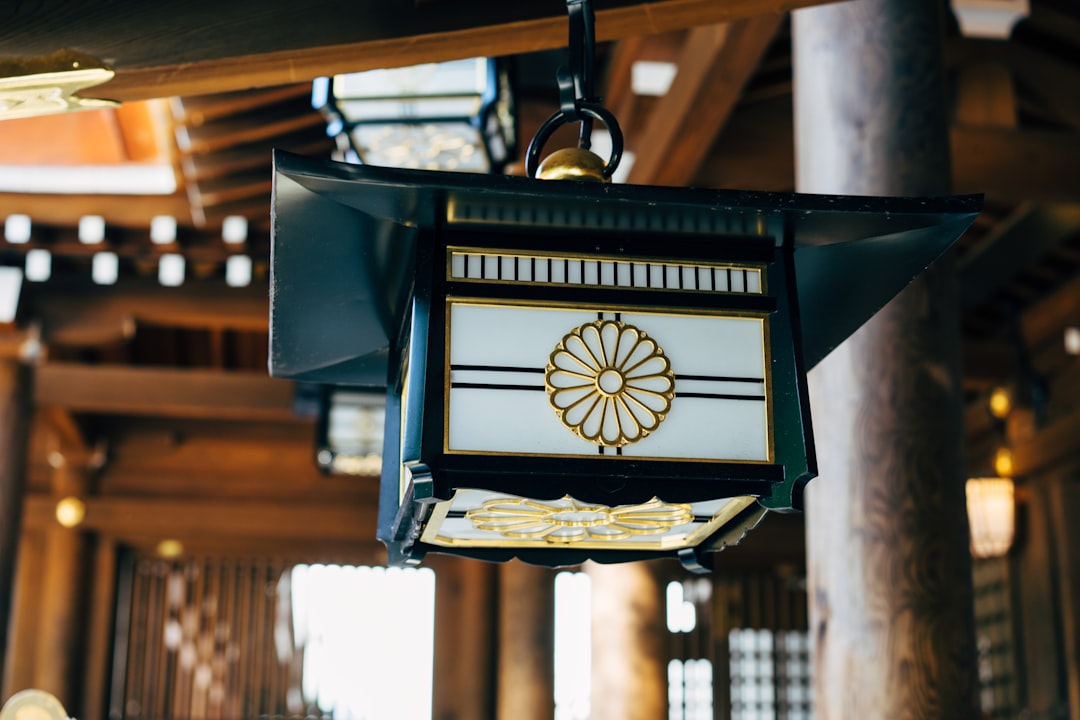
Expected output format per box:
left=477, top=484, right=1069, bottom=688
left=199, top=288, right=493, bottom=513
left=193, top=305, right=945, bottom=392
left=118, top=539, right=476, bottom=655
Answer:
left=420, top=488, right=758, bottom=552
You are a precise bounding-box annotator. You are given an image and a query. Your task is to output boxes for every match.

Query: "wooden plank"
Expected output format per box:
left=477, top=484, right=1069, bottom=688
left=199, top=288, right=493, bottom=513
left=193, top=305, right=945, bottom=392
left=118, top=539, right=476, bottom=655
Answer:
left=0, top=193, right=191, bottom=229
left=35, top=363, right=293, bottom=420
left=629, top=14, right=784, bottom=186
left=24, top=279, right=268, bottom=347
left=697, top=101, right=1080, bottom=202
left=951, top=126, right=1080, bottom=202
left=1011, top=406, right=1080, bottom=477
left=22, top=494, right=377, bottom=542
left=1021, top=272, right=1080, bottom=354
left=0, top=0, right=839, bottom=103
left=958, top=203, right=1080, bottom=311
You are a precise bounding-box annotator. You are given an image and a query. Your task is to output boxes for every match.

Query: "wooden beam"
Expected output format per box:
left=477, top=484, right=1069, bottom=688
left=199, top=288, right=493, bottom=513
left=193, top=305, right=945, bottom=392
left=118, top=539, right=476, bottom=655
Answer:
left=628, top=15, right=784, bottom=186
left=35, top=363, right=293, bottom=420
left=959, top=203, right=1080, bottom=311
left=0, top=193, right=191, bottom=229
left=1010, top=407, right=1080, bottom=477
left=951, top=126, right=1080, bottom=202
left=0, top=0, right=838, bottom=103
left=1021, top=272, right=1080, bottom=353
left=24, top=279, right=268, bottom=347
left=23, top=494, right=377, bottom=542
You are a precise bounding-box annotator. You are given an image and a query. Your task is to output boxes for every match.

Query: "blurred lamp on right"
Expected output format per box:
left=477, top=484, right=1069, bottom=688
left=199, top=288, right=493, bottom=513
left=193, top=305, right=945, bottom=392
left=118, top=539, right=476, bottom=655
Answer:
left=966, top=477, right=1016, bottom=558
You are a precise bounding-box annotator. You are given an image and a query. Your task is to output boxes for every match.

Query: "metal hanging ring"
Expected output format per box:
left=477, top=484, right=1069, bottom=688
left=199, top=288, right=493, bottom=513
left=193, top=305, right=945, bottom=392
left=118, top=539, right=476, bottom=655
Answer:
left=525, top=102, right=623, bottom=180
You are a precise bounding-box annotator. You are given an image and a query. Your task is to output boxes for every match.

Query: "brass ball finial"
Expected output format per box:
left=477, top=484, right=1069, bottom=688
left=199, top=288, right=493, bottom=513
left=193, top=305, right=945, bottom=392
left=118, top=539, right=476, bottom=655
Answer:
left=536, top=147, right=608, bottom=182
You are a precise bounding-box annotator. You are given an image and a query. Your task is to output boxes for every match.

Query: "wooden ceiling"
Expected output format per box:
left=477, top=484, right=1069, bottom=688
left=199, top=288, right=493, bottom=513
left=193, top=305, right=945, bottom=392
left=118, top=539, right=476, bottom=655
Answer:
left=2, top=0, right=1079, bottom=564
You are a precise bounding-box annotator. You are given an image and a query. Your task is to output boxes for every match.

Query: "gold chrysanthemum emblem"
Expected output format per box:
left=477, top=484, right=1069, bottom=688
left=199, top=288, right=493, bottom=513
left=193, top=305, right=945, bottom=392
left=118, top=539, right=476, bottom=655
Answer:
left=465, top=496, right=693, bottom=543
left=545, top=319, right=675, bottom=447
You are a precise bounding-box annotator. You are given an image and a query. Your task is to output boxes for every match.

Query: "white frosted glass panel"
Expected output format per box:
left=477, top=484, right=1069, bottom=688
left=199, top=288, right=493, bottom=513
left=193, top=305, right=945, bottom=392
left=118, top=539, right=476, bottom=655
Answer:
left=519, top=258, right=533, bottom=281
left=682, top=266, right=697, bottom=290
left=732, top=270, right=746, bottom=292
left=448, top=303, right=768, bottom=461
left=746, top=271, right=761, bottom=293
left=552, top=260, right=566, bottom=283
left=535, top=259, right=550, bottom=282
left=632, top=263, right=647, bottom=287
left=450, top=368, right=544, bottom=387
left=622, top=396, right=768, bottom=461
left=449, top=304, right=589, bottom=366
left=666, top=265, right=680, bottom=289
left=714, top=268, right=729, bottom=291
left=699, top=267, right=714, bottom=291
left=620, top=312, right=764, bottom=379
left=649, top=264, right=664, bottom=288
left=483, top=255, right=499, bottom=279
left=677, top=379, right=765, bottom=397
left=447, top=388, right=594, bottom=454
left=501, top=256, right=516, bottom=279
left=616, top=262, right=631, bottom=286
left=567, top=260, right=583, bottom=284
left=450, top=253, right=466, bottom=278
left=585, top=262, right=600, bottom=285
left=467, top=254, right=482, bottom=278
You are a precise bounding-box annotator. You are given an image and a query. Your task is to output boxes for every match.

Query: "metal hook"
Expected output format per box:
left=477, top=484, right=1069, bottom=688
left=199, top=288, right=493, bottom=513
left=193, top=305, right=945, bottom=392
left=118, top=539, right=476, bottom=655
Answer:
left=526, top=0, right=624, bottom=178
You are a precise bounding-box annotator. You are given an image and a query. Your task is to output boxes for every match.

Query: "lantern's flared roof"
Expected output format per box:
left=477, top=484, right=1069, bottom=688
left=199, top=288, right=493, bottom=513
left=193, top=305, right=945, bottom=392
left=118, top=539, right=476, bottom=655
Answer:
left=271, top=151, right=980, bottom=385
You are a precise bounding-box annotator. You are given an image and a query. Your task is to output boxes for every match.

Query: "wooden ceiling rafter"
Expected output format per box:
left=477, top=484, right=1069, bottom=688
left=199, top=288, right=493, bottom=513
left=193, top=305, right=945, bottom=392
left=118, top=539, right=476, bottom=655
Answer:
left=35, top=363, right=294, bottom=422
left=626, top=14, right=785, bottom=186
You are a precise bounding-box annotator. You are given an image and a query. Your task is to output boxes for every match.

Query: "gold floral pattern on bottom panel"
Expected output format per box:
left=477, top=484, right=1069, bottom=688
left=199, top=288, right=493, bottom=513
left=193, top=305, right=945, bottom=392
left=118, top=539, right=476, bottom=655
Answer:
left=465, top=495, right=693, bottom=544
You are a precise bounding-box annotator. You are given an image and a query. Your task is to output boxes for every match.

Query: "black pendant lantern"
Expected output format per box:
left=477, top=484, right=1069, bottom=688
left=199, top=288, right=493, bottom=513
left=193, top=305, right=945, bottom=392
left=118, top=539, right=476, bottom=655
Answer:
left=312, top=56, right=516, bottom=174
left=270, top=1, right=981, bottom=570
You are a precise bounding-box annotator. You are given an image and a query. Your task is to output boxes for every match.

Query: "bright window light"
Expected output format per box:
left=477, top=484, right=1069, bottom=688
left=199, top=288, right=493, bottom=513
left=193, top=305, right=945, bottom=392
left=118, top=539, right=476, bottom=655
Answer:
left=0, top=164, right=177, bottom=195
left=222, top=215, right=248, bottom=244
left=25, top=249, right=51, bottom=282
left=667, top=581, right=697, bottom=634
left=554, top=571, right=591, bottom=720
left=632, top=61, right=678, bottom=97
left=4, top=214, right=31, bottom=244
left=226, top=255, right=252, bottom=288
left=159, top=253, right=185, bottom=287
left=291, top=564, right=435, bottom=720
left=78, top=215, right=106, bottom=244
left=150, top=215, right=178, bottom=244
left=92, top=252, right=119, bottom=285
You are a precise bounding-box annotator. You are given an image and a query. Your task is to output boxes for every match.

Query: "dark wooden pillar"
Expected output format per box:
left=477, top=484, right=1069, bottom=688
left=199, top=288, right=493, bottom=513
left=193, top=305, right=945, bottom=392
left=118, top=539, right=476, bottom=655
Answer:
left=431, top=555, right=497, bottom=720
left=34, top=460, right=93, bottom=708
left=587, top=560, right=668, bottom=720
left=0, top=359, right=31, bottom=686
left=793, top=1, right=979, bottom=718
left=496, top=561, right=554, bottom=720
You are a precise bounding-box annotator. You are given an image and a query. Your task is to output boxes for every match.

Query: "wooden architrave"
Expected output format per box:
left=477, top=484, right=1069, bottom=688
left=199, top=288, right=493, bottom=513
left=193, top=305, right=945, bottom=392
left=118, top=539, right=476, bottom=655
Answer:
left=0, top=0, right=839, bottom=103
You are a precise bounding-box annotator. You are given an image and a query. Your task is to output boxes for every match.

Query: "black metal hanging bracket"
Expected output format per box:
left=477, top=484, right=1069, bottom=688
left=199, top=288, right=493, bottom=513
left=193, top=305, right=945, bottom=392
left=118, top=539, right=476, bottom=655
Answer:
left=525, top=0, right=623, bottom=178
